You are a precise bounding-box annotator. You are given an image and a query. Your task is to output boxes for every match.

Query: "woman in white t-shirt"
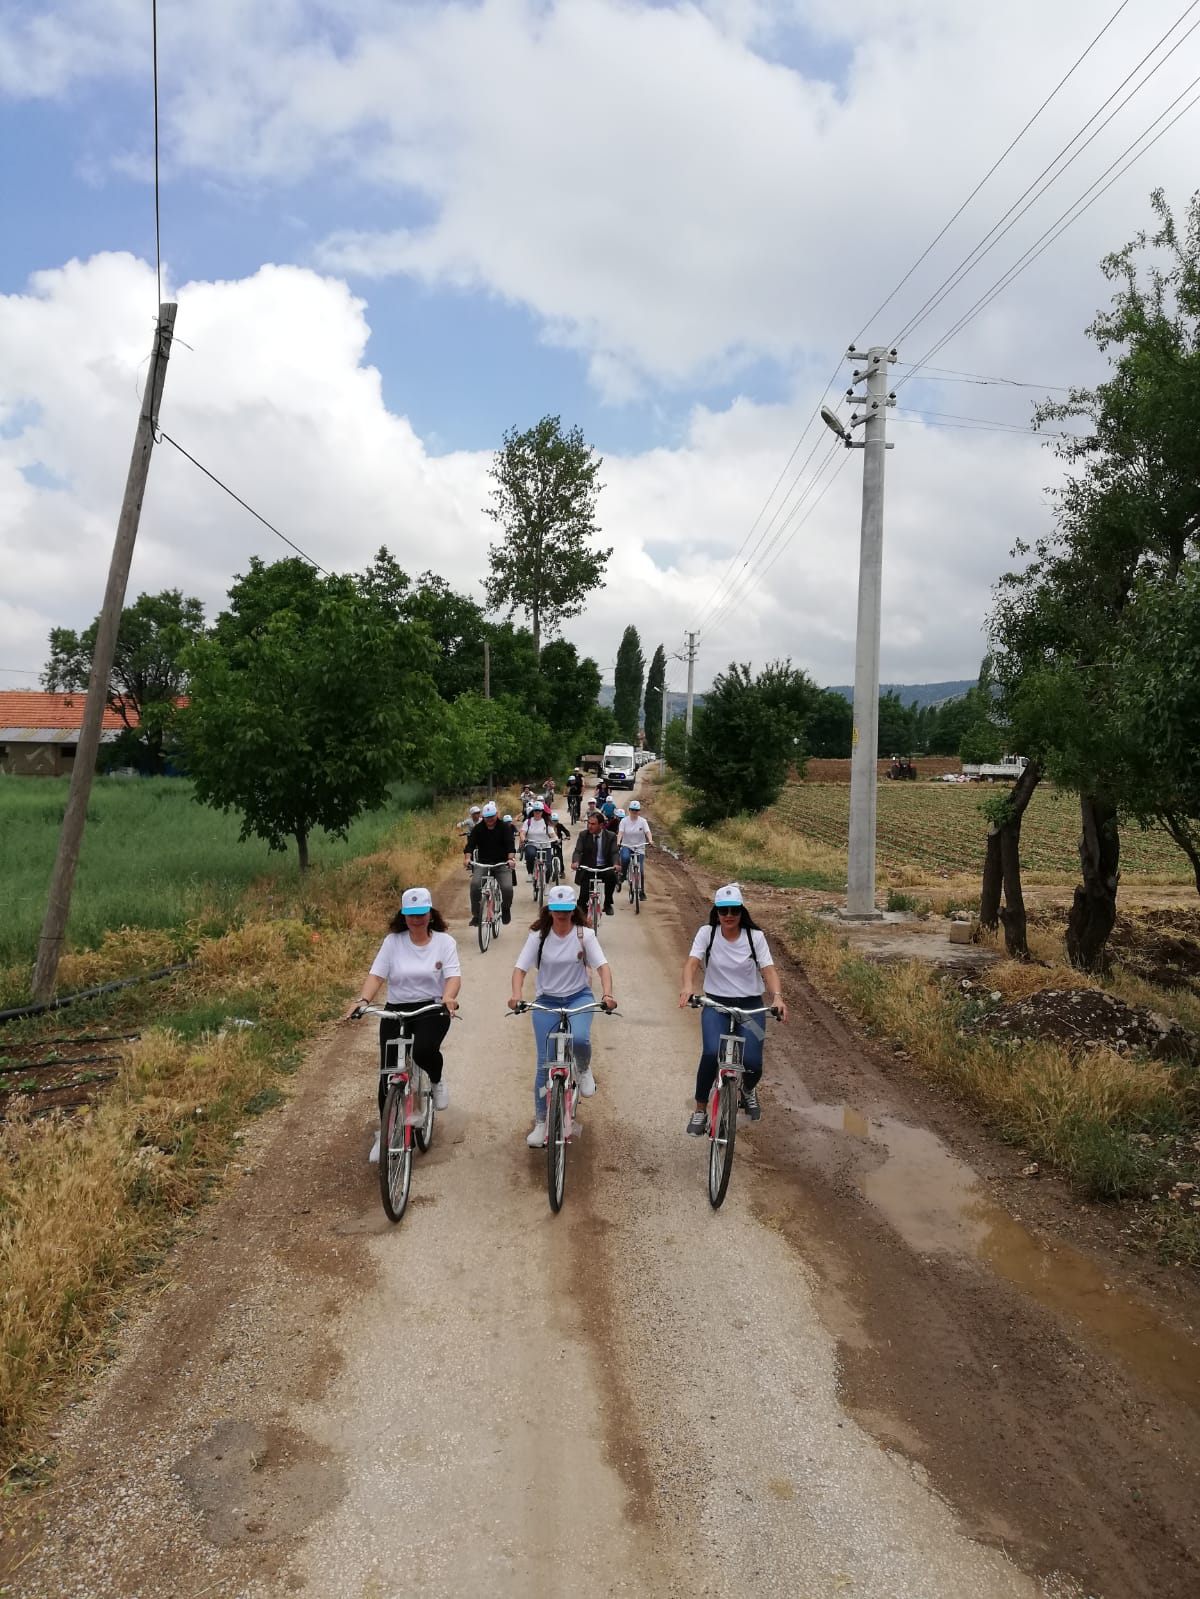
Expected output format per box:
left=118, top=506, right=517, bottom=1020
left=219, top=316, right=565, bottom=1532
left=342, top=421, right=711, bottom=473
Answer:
left=508, top=884, right=616, bottom=1148
left=617, top=800, right=653, bottom=896
left=343, top=886, right=462, bottom=1163
left=521, top=803, right=555, bottom=880
left=677, top=882, right=788, bottom=1135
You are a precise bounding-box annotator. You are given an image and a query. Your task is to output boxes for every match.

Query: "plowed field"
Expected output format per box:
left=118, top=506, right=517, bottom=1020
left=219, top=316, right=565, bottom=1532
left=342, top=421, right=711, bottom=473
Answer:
left=771, top=782, right=1190, bottom=878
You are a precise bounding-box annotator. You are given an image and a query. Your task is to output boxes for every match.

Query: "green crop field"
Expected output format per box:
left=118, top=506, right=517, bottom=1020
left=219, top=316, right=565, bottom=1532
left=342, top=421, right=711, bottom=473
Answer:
left=771, top=782, right=1191, bottom=879
left=0, top=776, right=433, bottom=970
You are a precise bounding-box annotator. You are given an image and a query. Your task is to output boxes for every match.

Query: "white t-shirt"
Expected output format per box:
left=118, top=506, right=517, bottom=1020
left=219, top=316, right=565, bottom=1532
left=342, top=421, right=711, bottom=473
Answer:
left=618, top=816, right=650, bottom=849
left=515, top=925, right=607, bottom=997
left=524, top=816, right=553, bottom=845
left=689, top=924, right=773, bottom=997
left=370, top=931, right=462, bottom=1003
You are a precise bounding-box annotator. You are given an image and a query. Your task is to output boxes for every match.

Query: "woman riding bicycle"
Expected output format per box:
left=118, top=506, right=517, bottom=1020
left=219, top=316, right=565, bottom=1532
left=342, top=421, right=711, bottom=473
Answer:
left=521, top=802, right=555, bottom=881
left=617, top=798, right=653, bottom=897
left=678, top=883, right=787, bottom=1135
left=343, top=887, right=462, bottom=1163
left=509, top=885, right=616, bottom=1147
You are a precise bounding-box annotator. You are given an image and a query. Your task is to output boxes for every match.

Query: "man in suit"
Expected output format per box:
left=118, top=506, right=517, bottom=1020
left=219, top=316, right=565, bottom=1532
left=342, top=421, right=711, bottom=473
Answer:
left=572, top=811, right=618, bottom=916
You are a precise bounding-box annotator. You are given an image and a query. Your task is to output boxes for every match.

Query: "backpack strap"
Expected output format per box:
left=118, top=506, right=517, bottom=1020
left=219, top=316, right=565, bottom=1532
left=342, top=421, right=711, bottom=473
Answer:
left=703, top=922, right=762, bottom=982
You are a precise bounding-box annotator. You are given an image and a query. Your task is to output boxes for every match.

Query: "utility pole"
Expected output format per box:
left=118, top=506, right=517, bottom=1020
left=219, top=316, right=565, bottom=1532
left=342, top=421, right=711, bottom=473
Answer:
left=483, top=639, right=493, bottom=800
left=32, top=304, right=178, bottom=1001
left=684, top=631, right=697, bottom=740
left=825, top=344, right=897, bottom=920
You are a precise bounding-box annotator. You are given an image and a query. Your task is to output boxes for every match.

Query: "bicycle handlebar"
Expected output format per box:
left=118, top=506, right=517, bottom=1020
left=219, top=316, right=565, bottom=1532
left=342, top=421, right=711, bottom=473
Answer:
left=351, top=1002, right=459, bottom=1022
left=687, top=996, right=780, bottom=1020
left=574, top=864, right=615, bottom=875
left=508, top=1000, right=617, bottom=1017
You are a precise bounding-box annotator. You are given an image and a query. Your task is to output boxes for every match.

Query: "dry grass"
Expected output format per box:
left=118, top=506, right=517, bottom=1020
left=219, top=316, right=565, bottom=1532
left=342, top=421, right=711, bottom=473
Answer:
left=0, top=802, right=464, bottom=1465
left=652, top=778, right=846, bottom=889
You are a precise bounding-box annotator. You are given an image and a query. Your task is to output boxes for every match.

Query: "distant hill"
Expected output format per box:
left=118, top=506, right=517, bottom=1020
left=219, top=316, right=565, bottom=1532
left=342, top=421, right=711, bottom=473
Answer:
left=598, top=685, right=704, bottom=727
left=825, top=679, right=976, bottom=711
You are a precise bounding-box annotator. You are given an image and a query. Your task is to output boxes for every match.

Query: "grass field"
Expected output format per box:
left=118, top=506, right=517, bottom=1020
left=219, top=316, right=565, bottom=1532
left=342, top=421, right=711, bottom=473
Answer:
left=0, top=776, right=434, bottom=972
left=772, top=782, right=1191, bottom=881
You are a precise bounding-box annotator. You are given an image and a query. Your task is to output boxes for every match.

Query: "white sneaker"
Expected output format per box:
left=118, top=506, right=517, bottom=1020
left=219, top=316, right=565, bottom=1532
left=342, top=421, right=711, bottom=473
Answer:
left=368, top=1131, right=381, bottom=1164
left=526, top=1121, right=547, bottom=1148
left=576, top=1066, right=596, bottom=1097
left=432, top=1080, right=449, bottom=1111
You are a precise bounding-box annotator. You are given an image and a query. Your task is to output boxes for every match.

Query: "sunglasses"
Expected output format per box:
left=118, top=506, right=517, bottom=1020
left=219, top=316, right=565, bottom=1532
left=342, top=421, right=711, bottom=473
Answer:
left=716, top=906, right=742, bottom=917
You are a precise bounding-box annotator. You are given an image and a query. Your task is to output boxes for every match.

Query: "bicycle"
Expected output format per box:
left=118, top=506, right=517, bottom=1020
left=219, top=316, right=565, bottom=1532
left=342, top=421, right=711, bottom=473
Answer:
left=353, top=1002, right=454, bottom=1223
left=687, top=996, right=780, bottom=1209
left=625, top=845, right=645, bottom=915
left=469, top=854, right=504, bottom=953
left=509, top=999, right=615, bottom=1212
left=567, top=791, right=582, bottom=824
left=529, top=843, right=554, bottom=905
left=576, top=864, right=609, bottom=931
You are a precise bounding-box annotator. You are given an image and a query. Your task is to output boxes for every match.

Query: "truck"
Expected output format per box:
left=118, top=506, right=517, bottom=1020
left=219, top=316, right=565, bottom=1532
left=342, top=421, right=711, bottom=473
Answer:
left=961, top=755, right=1029, bottom=782
left=601, top=742, right=637, bottom=790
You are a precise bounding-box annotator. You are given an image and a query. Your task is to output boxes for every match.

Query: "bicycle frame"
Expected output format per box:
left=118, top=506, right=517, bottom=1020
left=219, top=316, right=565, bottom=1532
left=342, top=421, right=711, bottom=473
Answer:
left=688, top=997, right=777, bottom=1208
left=576, top=864, right=609, bottom=929
left=469, top=855, right=505, bottom=950
left=509, top=999, right=614, bottom=1213
left=354, top=1001, right=451, bottom=1222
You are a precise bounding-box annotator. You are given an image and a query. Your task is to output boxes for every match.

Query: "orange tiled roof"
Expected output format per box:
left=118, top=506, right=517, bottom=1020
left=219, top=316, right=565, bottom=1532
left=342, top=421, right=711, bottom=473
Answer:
left=0, top=691, right=137, bottom=731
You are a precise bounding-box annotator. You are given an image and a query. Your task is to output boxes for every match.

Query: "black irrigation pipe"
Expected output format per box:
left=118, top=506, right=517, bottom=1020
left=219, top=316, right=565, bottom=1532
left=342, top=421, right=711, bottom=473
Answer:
left=7, top=1031, right=141, bottom=1048
left=0, top=1054, right=123, bottom=1078
left=0, top=965, right=191, bottom=1026
left=5, top=1072, right=120, bottom=1098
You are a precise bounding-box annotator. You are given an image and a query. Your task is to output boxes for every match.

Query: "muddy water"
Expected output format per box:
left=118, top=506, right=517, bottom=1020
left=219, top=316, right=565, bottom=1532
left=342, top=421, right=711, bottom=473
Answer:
left=792, top=1101, right=1200, bottom=1411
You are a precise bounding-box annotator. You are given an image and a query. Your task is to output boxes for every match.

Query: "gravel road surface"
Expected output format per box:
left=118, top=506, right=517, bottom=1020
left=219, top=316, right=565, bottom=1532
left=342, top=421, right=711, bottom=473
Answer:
left=4, top=832, right=1199, bottom=1598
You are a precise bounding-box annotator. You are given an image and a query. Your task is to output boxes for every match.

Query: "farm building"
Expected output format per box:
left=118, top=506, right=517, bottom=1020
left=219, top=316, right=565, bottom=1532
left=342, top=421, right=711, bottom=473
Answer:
left=0, top=691, right=135, bottom=777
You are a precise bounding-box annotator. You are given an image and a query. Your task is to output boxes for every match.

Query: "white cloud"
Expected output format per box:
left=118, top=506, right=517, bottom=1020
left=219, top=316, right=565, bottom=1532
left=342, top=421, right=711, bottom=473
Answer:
left=1, top=254, right=1066, bottom=694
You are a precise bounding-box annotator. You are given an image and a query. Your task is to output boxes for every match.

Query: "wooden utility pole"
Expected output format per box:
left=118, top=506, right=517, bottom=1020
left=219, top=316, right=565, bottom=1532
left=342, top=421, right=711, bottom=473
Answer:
left=32, top=303, right=178, bottom=1002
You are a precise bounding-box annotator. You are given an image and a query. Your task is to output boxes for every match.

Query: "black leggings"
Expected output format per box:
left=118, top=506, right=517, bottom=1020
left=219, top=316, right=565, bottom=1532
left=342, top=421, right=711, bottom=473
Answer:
left=378, top=1002, right=451, bottom=1113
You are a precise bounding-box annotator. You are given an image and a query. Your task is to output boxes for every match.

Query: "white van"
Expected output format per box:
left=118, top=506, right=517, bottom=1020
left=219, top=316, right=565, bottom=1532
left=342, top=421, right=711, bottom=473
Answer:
left=601, top=743, right=637, bottom=790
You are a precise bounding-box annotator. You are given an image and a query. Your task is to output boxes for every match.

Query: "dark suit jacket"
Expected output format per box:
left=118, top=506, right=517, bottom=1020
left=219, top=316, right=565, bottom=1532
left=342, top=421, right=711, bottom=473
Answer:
left=572, top=829, right=616, bottom=871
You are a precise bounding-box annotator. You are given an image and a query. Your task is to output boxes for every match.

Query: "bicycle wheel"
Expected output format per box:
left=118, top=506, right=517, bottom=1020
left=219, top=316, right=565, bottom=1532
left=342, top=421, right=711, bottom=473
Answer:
left=478, top=894, right=491, bottom=953
left=633, top=863, right=641, bottom=915
left=591, top=891, right=601, bottom=933
left=546, top=1075, right=567, bottom=1213
left=414, top=1078, right=436, bottom=1153
left=707, top=1077, right=737, bottom=1209
left=379, top=1085, right=413, bottom=1223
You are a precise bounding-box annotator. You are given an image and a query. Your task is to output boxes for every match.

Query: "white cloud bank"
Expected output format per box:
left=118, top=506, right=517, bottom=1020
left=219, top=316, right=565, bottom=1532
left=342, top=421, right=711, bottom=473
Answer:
left=1, top=253, right=1057, bottom=693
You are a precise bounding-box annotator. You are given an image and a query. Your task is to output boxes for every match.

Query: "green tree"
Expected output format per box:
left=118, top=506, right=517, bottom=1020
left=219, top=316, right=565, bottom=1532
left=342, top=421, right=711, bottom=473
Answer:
left=534, top=639, right=602, bottom=745
left=684, top=663, right=796, bottom=823
left=184, top=564, right=438, bottom=870
left=663, top=714, right=688, bottom=770
left=643, top=644, right=666, bottom=751
left=484, top=416, right=610, bottom=655
left=43, top=589, right=206, bottom=774
left=612, top=625, right=644, bottom=742
left=876, top=691, right=917, bottom=756
left=805, top=690, right=853, bottom=758
left=989, top=189, right=1200, bottom=968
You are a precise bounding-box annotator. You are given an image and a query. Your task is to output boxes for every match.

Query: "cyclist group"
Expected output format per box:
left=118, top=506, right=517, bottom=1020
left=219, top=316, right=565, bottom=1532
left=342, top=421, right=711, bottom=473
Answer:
left=346, top=777, right=788, bottom=1153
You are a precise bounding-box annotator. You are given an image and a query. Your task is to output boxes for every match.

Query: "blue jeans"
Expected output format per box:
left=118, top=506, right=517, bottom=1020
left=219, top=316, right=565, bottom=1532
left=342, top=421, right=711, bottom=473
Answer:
left=695, top=993, right=764, bottom=1104
left=531, top=988, right=594, bottom=1119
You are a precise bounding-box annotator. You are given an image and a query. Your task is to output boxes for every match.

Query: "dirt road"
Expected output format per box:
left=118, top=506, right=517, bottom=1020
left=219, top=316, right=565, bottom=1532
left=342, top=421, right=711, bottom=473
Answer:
left=5, top=843, right=1200, bottom=1598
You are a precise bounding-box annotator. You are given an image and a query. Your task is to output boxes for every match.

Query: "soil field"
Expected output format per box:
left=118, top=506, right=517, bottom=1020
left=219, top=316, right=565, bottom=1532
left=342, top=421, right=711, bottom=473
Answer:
left=801, top=757, right=963, bottom=782
left=772, top=781, right=1191, bottom=879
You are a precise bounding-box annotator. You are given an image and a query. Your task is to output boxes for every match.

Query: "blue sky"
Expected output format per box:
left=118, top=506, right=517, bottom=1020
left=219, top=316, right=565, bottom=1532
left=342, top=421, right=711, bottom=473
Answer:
left=1, top=0, right=1197, bottom=690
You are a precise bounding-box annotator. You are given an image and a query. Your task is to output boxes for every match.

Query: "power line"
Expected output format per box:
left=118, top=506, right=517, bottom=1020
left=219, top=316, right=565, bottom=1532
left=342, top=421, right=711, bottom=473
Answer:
left=895, top=364, right=1073, bottom=390
left=691, top=4, right=1140, bottom=639
left=891, top=0, right=1200, bottom=348
left=157, top=432, right=329, bottom=573
left=152, top=0, right=162, bottom=307
left=895, top=406, right=1082, bottom=436
left=850, top=0, right=1134, bottom=346
left=895, top=68, right=1200, bottom=394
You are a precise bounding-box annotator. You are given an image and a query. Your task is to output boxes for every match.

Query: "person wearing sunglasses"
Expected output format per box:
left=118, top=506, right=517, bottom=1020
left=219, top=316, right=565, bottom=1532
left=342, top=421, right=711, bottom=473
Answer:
left=677, top=882, right=788, bottom=1134
left=342, top=887, right=462, bottom=1164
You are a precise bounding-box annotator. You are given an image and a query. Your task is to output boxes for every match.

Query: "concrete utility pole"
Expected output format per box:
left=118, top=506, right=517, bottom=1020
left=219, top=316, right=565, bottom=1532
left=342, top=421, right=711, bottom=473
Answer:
left=684, top=631, right=697, bottom=741
left=483, top=639, right=493, bottom=799
left=32, top=304, right=177, bottom=1001
left=829, top=344, right=897, bottom=920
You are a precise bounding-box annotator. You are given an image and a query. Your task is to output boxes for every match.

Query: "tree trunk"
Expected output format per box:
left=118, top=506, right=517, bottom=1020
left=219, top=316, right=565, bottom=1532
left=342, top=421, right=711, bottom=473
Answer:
left=979, top=826, right=1002, bottom=928
left=977, top=760, right=1040, bottom=952
left=1161, top=811, right=1200, bottom=895
left=1066, top=793, right=1119, bottom=972
left=296, top=830, right=309, bottom=873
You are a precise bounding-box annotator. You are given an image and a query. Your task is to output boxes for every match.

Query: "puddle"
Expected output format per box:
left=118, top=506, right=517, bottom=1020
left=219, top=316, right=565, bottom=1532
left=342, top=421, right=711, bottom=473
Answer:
left=793, top=1102, right=1200, bottom=1412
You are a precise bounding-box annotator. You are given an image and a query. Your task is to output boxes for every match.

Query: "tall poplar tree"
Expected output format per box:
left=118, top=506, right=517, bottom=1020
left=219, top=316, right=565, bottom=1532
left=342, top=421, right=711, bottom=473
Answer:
left=643, top=644, right=666, bottom=748
left=612, top=626, right=645, bottom=742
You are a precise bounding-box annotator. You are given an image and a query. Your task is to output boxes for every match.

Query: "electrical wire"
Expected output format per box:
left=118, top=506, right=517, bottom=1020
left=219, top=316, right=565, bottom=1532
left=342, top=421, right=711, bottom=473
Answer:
left=895, top=406, right=1081, bottom=437
left=157, top=433, right=328, bottom=573
left=895, top=365, right=1073, bottom=390
left=895, top=69, right=1200, bottom=394
left=152, top=0, right=162, bottom=308
left=890, top=0, right=1200, bottom=349
left=698, top=439, right=846, bottom=640
left=850, top=0, right=1133, bottom=346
